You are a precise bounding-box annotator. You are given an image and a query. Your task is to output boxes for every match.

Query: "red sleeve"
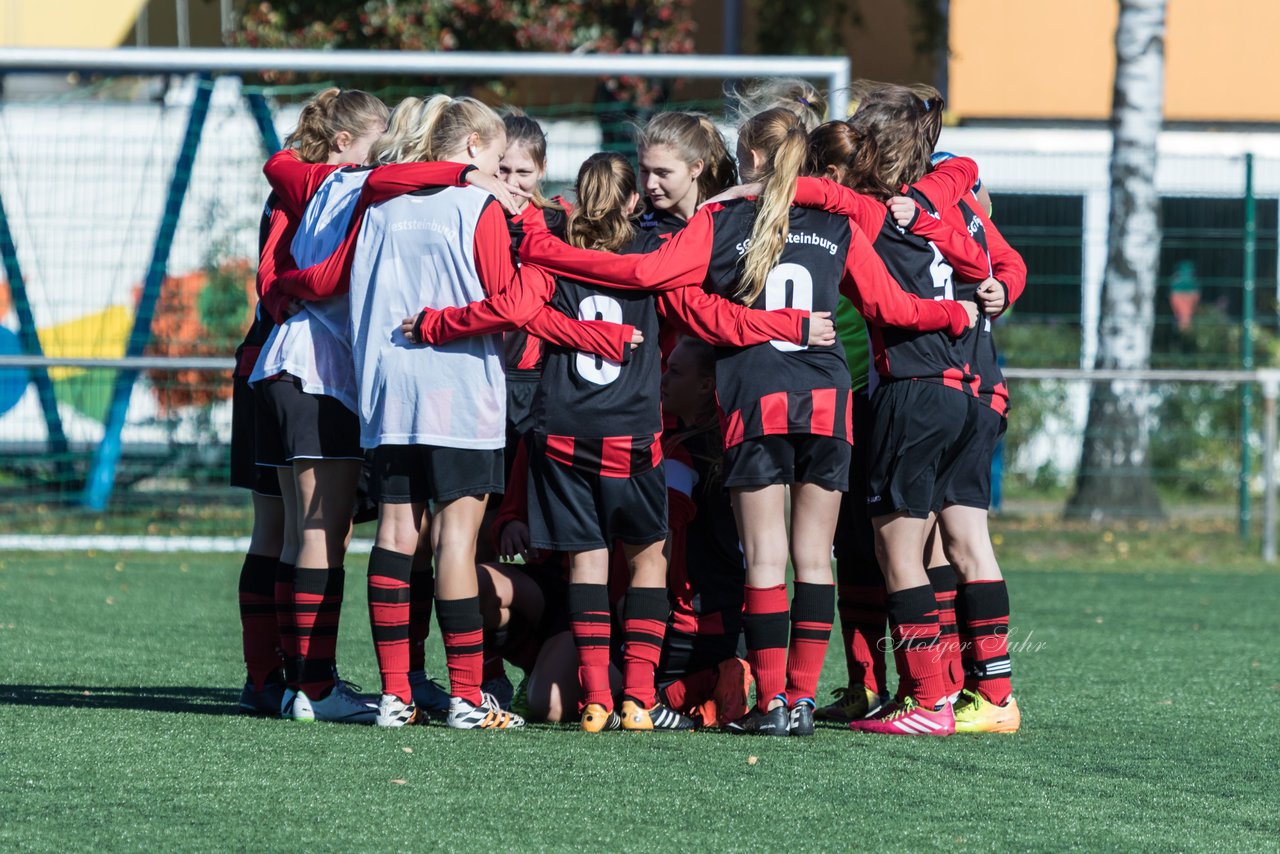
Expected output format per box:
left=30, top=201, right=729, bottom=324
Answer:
left=791, top=177, right=887, bottom=239
left=361, top=161, right=472, bottom=205
left=492, top=437, right=530, bottom=548
left=658, top=286, right=809, bottom=347
left=521, top=306, right=632, bottom=363
left=473, top=200, right=519, bottom=296
left=262, top=151, right=342, bottom=219
left=906, top=205, right=993, bottom=281
left=911, top=156, right=981, bottom=212
left=517, top=208, right=717, bottom=291
left=842, top=224, right=970, bottom=337
left=256, top=206, right=299, bottom=323
left=970, top=204, right=1027, bottom=306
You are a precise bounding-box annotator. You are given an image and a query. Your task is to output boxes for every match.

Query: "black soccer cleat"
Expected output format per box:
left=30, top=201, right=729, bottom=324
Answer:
left=725, top=704, right=789, bottom=736
left=788, top=700, right=816, bottom=736
left=238, top=679, right=286, bottom=717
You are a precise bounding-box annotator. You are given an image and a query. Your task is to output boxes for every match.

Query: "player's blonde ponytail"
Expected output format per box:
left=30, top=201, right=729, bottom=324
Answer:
left=735, top=108, right=808, bottom=306
left=285, top=87, right=389, bottom=164
left=372, top=95, right=503, bottom=164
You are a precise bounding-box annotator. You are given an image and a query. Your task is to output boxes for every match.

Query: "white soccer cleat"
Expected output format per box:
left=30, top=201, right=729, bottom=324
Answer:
left=446, top=693, right=525, bottom=730
left=375, top=693, right=422, bottom=728
left=290, top=680, right=378, bottom=724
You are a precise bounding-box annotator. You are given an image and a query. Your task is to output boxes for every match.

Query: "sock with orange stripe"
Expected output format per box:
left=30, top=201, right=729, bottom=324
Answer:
left=294, top=565, right=344, bottom=699
left=367, top=547, right=412, bottom=702
left=742, top=584, right=789, bottom=712
left=837, top=569, right=888, bottom=696
left=926, top=564, right=963, bottom=699
left=436, top=596, right=485, bottom=706
left=956, top=579, right=1013, bottom=705
left=274, top=561, right=298, bottom=688
left=886, top=585, right=947, bottom=709
left=568, top=583, right=614, bottom=711
left=785, top=582, right=834, bottom=705
left=407, top=555, right=433, bottom=674
left=621, top=586, right=668, bottom=708
left=238, top=553, right=281, bottom=691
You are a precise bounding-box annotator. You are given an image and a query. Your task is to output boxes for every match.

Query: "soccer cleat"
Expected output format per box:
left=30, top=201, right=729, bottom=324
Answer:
left=952, top=690, right=1021, bottom=734
left=446, top=693, right=525, bottom=730
left=239, top=679, right=286, bottom=717
left=712, top=658, right=753, bottom=727
left=289, top=680, right=379, bottom=724
left=725, top=704, right=789, bottom=736
left=481, top=673, right=515, bottom=710
left=409, top=670, right=452, bottom=720
left=788, top=699, right=816, bottom=736
left=815, top=684, right=889, bottom=722
left=848, top=696, right=954, bottom=736
left=580, top=703, right=622, bottom=733
left=375, top=693, right=422, bottom=728
left=620, top=699, right=696, bottom=731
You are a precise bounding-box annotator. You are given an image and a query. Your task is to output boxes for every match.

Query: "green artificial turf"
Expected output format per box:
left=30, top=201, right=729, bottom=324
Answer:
left=1, top=551, right=1277, bottom=851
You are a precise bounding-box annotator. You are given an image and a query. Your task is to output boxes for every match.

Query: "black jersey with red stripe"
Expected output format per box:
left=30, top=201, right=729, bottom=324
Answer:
left=868, top=187, right=979, bottom=395
left=505, top=205, right=568, bottom=375
left=637, top=205, right=688, bottom=242
left=534, top=228, right=665, bottom=477
left=702, top=200, right=854, bottom=448
left=951, top=197, right=1009, bottom=414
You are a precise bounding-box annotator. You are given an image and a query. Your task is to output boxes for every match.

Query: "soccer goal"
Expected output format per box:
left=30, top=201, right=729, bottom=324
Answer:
left=0, top=46, right=849, bottom=543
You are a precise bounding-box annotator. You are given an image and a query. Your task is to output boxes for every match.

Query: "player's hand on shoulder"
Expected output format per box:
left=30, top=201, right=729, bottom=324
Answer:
left=467, top=170, right=530, bottom=216
left=887, top=196, right=917, bottom=227
left=701, top=182, right=761, bottom=209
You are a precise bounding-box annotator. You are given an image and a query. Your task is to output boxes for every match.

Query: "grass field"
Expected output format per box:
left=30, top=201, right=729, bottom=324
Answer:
left=1, top=546, right=1277, bottom=851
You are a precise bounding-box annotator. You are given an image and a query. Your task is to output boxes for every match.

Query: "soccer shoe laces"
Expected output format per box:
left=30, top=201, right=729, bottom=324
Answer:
left=882, top=697, right=921, bottom=721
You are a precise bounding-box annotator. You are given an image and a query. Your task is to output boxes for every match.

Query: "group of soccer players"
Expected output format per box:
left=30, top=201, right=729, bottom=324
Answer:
left=229, top=76, right=1026, bottom=737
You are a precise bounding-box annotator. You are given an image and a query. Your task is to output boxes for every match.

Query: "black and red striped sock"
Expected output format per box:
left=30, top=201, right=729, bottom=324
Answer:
left=238, top=553, right=281, bottom=691
left=367, top=547, right=413, bottom=702
left=886, top=585, right=947, bottom=708
left=743, top=584, right=789, bottom=712
left=621, top=586, right=668, bottom=708
left=274, top=561, right=298, bottom=688
left=294, top=565, right=344, bottom=698
left=407, top=558, right=433, bottom=675
left=568, top=583, right=614, bottom=711
left=926, top=564, right=962, bottom=699
left=785, top=582, right=835, bottom=705
left=837, top=577, right=888, bottom=696
left=957, top=579, right=1013, bottom=705
left=436, top=596, right=485, bottom=706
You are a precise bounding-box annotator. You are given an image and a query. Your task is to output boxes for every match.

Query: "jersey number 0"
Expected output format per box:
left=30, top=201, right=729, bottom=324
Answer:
left=575, top=295, right=624, bottom=385
left=764, top=262, right=813, bottom=352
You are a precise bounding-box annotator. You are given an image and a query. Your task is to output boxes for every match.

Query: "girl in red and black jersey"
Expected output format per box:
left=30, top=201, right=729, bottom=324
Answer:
left=232, top=88, right=387, bottom=718
left=890, top=145, right=1027, bottom=734
left=518, top=109, right=977, bottom=736
left=411, top=151, right=829, bottom=732
left=497, top=114, right=570, bottom=462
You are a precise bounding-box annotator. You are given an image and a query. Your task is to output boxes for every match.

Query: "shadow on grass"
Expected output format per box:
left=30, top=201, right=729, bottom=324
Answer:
left=0, top=684, right=242, bottom=716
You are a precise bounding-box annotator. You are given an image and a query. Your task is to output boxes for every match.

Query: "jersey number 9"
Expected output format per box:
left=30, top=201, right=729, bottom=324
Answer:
left=764, top=262, right=813, bottom=352
left=576, top=295, right=624, bottom=385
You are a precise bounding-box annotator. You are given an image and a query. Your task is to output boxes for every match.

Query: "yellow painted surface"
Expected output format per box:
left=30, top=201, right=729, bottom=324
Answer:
left=0, top=0, right=147, bottom=49
left=950, top=0, right=1280, bottom=122
left=38, top=304, right=132, bottom=379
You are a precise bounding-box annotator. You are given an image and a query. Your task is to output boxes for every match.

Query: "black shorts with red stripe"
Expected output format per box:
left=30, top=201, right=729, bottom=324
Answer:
left=723, top=434, right=851, bottom=492
left=866, top=379, right=980, bottom=519
left=943, top=399, right=1007, bottom=510
left=528, top=434, right=668, bottom=552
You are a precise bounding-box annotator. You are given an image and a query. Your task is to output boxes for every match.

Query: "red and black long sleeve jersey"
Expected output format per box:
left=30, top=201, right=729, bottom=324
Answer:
left=503, top=202, right=569, bottom=375
left=520, top=198, right=970, bottom=449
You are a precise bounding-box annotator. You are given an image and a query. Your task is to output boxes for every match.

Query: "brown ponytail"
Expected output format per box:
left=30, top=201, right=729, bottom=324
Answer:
left=284, top=87, right=389, bottom=164
left=845, top=82, right=945, bottom=199
left=565, top=152, right=637, bottom=253
left=735, top=108, right=808, bottom=306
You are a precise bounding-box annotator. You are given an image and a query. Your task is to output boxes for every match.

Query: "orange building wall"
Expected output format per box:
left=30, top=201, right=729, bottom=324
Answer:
left=950, top=0, right=1280, bottom=122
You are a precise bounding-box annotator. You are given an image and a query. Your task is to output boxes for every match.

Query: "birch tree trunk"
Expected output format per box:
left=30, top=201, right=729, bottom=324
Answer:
left=1067, top=0, right=1166, bottom=519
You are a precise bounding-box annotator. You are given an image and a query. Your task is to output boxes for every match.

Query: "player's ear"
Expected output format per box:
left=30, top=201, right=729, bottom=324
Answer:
left=625, top=192, right=640, bottom=215
left=690, top=158, right=705, bottom=180
left=332, top=130, right=354, bottom=153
